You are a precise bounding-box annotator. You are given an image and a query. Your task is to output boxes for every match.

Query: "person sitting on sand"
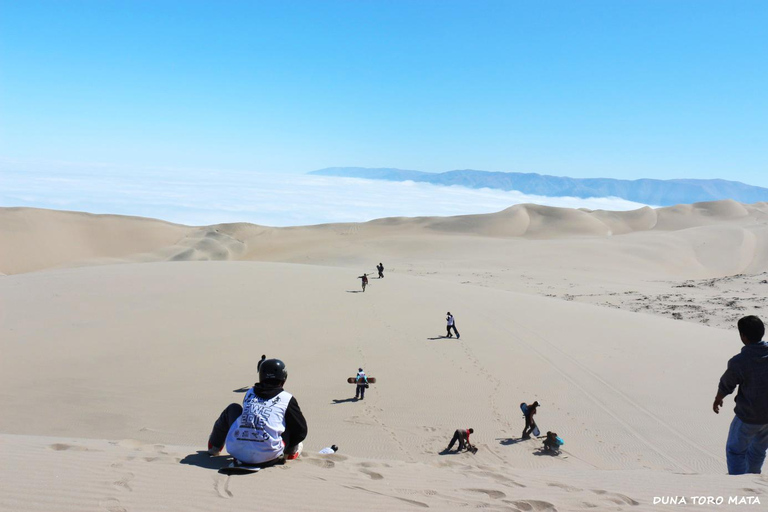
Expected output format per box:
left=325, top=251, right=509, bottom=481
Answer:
left=207, top=358, right=307, bottom=466
left=543, top=431, right=562, bottom=453
left=319, top=444, right=339, bottom=454
left=355, top=368, right=369, bottom=400
left=446, top=428, right=474, bottom=452
left=713, top=315, right=768, bottom=475
left=358, top=273, right=369, bottom=292
left=522, top=401, right=539, bottom=440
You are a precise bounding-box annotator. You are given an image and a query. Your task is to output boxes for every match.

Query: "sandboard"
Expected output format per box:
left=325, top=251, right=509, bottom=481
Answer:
left=219, top=460, right=262, bottom=474
left=347, top=377, right=376, bottom=384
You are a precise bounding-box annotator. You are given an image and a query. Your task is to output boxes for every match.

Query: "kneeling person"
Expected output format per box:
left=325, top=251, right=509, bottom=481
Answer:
left=208, top=358, right=308, bottom=465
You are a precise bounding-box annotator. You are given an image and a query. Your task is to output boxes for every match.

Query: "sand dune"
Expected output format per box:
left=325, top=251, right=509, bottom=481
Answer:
left=2, top=203, right=768, bottom=510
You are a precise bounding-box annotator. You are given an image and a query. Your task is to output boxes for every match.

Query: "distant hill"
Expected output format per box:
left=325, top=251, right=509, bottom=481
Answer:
left=310, top=167, right=768, bottom=206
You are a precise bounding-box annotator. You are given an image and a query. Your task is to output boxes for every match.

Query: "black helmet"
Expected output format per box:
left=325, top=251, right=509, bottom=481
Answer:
left=331, top=444, right=339, bottom=452
left=259, top=358, right=288, bottom=383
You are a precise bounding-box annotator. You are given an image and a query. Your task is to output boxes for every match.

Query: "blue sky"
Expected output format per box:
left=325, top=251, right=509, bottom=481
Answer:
left=0, top=1, right=767, bottom=214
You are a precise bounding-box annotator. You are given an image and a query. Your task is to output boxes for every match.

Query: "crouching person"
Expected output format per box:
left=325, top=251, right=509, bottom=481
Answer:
left=207, top=358, right=308, bottom=466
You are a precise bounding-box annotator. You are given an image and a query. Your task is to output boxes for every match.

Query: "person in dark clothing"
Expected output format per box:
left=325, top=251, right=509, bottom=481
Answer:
left=208, top=358, right=308, bottom=466
left=355, top=368, right=369, bottom=400
left=377, top=263, right=384, bottom=279
left=358, top=273, right=369, bottom=292
left=446, top=428, right=474, bottom=452
left=713, top=315, right=768, bottom=475
left=257, top=354, right=266, bottom=372
left=522, top=401, right=539, bottom=439
left=446, top=312, right=460, bottom=339
left=543, top=431, right=562, bottom=453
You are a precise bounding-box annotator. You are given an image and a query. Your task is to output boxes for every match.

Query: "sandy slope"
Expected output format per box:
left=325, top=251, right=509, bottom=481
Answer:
left=1, top=261, right=767, bottom=511
left=2, top=203, right=768, bottom=510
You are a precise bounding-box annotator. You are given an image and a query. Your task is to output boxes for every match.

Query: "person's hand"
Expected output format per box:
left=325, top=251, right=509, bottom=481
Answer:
left=713, top=396, right=723, bottom=414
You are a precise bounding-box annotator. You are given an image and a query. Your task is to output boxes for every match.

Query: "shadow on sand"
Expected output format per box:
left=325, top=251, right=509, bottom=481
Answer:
left=331, top=397, right=359, bottom=404
left=427, top=336, right=452, bottom=340
left=179, top=451, right=232, bottom=470
left=497, top=437, right=526, bottom=446
left=346, top=290, right=363, bottom=293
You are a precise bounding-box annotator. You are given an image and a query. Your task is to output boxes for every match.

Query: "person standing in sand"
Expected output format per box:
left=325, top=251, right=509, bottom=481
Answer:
left=713, top=315, right=768, bottom=475
left=522, top=401, right=540, bottom=440
left=355, top=368, right=369, bottom=400
left=446, top=312, right=460, bottom=338
left=257, top=354, right=266, bottom=372
left=377, top=262, right=384, bottom=279
left=207, top=358, right=308, bottom=466
left=358, top=273, right=369, bottom=292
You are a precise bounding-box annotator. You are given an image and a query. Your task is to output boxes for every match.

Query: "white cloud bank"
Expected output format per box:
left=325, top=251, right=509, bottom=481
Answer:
left=0, top=163, right=651, bottom=227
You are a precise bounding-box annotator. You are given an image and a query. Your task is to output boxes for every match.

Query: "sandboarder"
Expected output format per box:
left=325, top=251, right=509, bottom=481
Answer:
left=257, top=354, right=266, bottom=372
left=355, top=368, right=369, bottom=400
left=207, top=358, right=308, bottom=466
left=542, top=431, right=563, bottom=454
left=445, top=428, right=475, bottom=452
left=713, top=315, right=768, bottom=475
left=319, top=445, right=339, bottom=454
left=522, top=401, right=540, bottom=439
left=446, top=312, right=460, bottom=339
left=377, top=263, right=384, bottom=279
left=358, top=273, right=369, bottom=292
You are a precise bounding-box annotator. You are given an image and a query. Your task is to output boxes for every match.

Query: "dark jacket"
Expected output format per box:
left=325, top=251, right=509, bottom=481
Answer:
left=718, top=341, right=768, bottom=424
left=251, top=383, right=308, bottom=448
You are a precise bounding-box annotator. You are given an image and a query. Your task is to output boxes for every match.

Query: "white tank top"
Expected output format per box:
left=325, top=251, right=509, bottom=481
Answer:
left=226, top=388, right=293, bottom=464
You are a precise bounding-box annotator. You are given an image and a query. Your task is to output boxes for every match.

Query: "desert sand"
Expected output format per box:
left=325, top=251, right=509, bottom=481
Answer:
left=2, top=200, right=768, bottom=511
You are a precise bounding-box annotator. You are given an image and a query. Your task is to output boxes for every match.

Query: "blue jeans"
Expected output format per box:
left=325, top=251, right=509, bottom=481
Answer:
left=726, top=416, right=768, bottom=475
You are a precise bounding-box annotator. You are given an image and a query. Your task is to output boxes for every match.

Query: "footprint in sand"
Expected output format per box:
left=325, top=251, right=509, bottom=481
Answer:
left=361, top=469, right=383, bottom=480
left=547, top=482, right=583, bottom=492
left=99, top=497, right=127, bottom=512
left=113, top=472, right=134, bottom=492
left=464, top=488, right=506, bottom=499
left=304, top=457, right=335, bottom=469
left=591, top=489, right=639, bottom=506
left=502, top=499, right=557, bottom=511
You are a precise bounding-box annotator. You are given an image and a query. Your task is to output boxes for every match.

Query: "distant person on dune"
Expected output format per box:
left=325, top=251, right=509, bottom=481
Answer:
left=713, top=315, right=768, bottom=475
left=358, top=273, right=369, bottom=292
left=207, top=358, right=307, bottom=466
left=446, top=312, right=460, bottom=339
left=257, top=354, right=266, bottom=372
left=521, top=401, right=540, bottom=440
left=445, top=428, right=474, bottom=452
left=377, top=263, right=384, bottom=279
left=355, top=368, right=369, bottom=400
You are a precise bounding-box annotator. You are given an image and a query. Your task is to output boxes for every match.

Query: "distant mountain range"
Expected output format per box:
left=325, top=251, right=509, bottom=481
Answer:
left=310, top=167, right=768, bottom=207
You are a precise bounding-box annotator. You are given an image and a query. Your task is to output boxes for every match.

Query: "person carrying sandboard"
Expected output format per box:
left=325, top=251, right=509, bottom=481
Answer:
left=521, top=401, right=540, bottom=439
left=354, top=368, right=369, bottom=400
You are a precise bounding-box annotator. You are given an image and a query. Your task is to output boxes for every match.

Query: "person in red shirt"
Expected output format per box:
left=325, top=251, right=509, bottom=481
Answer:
left=445, top=428, right=474, bottom=452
